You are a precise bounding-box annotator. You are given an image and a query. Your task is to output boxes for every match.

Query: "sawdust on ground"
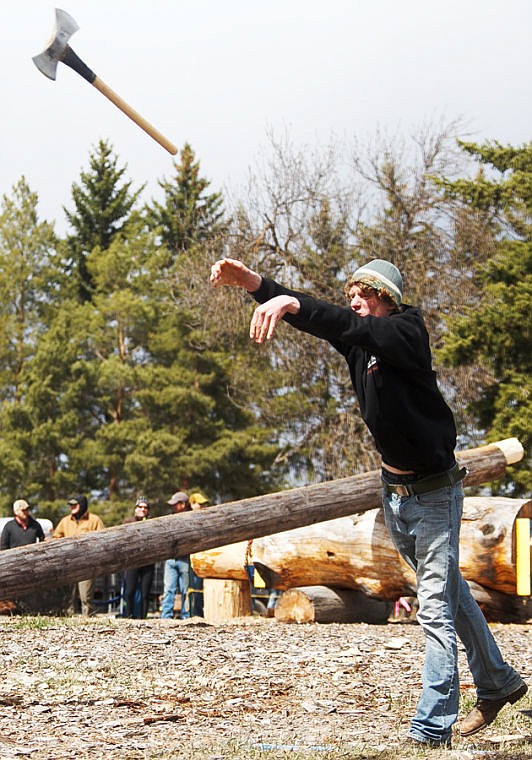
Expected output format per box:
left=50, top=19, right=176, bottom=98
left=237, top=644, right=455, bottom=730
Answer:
left=0, top=616, right=530, bottom=759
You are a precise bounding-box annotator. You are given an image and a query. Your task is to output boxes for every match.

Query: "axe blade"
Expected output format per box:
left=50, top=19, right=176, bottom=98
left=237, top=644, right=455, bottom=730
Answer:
left=32, top=8, right=80, bottom=81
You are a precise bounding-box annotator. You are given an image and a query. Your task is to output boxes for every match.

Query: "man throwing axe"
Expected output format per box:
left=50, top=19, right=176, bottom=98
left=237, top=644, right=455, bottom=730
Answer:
left=210, top=256, right=527, bottom=748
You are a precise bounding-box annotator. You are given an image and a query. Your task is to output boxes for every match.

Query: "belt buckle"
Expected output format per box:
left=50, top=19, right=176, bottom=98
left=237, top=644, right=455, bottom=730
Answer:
left=395, top=484, right=411, bottom=497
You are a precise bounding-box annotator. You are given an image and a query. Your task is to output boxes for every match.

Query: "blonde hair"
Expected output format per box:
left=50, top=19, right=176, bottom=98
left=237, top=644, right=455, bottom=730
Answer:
left=344, top=277, right=397, bottom=306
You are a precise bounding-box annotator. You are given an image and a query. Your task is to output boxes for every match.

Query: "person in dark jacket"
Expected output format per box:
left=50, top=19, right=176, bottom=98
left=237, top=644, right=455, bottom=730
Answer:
left=210, top=256, right=527, bottom=748
left=122, top=497, right=155, bottom=619
left=1, top=499, right=45, bottom=550
left=53, top=495, right=104, bottom=616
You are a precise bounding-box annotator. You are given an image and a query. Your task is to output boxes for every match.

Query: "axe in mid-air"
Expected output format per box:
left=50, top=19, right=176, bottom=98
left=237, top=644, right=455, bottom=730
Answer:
left=32, top=8, right=177, bottom=155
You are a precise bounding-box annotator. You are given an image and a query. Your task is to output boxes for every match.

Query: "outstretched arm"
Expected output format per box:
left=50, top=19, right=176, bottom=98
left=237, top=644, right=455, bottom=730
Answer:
left=249, top=295, right=301, bottom=343
left=210, top=258, right=262, bottom=292
left=210, top=258, right=300, bottom=343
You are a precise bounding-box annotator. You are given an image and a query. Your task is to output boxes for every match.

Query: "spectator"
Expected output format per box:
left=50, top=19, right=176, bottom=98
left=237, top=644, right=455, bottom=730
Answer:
left=53, top=495, right=104, bottom=616
left=1, top=499, right=45, bottom=550
left=189, top=491, right=209, bottom=510
left=188, top=491, right=211, bottom=616
left=160, top=491, right=192, bottom=619
left=122, top=497, right=155, bottom=619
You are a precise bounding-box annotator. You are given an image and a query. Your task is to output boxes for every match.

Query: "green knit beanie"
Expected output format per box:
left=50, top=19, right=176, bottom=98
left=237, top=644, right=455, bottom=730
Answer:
left=350, top=259, right=403, bottom=305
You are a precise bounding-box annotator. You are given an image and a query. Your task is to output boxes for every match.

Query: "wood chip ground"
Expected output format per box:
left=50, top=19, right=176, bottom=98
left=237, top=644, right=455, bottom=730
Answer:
left=0, top=616, right=530, bottom=759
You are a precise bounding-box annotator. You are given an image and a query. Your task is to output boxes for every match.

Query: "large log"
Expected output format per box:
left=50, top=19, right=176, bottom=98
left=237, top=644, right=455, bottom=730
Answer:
left=0, top=439, right=522, bottom=600
left=193, top=497, right=531, bottom=598
left=465, top=581, right=532, bottom=623
left=274, top=586, right=392, bottom=624
left=274, top=583, right=530, bottom=625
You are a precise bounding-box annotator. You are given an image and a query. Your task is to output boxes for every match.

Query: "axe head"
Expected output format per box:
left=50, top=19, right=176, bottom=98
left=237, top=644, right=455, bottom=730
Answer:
left=32, top=8, right=79, bottom=81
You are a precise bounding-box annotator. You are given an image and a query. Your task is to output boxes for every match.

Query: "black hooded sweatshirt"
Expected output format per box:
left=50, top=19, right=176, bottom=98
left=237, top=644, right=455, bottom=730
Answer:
left=72, top=495, right=89, bottom=520
left=252, top=277, right=456, bottom=475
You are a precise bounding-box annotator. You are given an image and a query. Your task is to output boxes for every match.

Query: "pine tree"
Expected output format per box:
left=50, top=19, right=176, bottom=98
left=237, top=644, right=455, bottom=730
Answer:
left=437, top=141, right=532, bottom=495
left=0, top=178, right=61, bottom=511
left=148, top=143, right=227, bottom=256
left=64, top=139, right=143, bottom=302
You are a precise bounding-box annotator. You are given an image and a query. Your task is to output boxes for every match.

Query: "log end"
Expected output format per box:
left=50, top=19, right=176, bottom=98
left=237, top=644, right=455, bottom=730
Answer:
left=274, top=589, right=315, bottom=624
left=493, top=438, right=524, bottom=465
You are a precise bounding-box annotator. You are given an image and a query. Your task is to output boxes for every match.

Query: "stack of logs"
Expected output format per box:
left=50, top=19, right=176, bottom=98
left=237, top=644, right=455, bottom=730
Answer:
left=191, top=439, right=531, bottom=624
left=0, top=438, right=529, bottom=623
left=193, top=494, right=531, bottom=624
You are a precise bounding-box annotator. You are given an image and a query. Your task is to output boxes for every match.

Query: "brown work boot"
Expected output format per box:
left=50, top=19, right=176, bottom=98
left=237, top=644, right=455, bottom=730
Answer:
left=460, top=682, right=528, bottom=737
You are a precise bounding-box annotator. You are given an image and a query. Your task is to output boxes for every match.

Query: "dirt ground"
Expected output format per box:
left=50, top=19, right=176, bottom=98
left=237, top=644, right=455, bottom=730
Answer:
left=0, top=615, right=530, bottom=760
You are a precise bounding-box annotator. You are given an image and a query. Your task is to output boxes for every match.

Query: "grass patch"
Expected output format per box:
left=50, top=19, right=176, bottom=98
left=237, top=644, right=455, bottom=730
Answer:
left=7, top=615, right=57, bottom=630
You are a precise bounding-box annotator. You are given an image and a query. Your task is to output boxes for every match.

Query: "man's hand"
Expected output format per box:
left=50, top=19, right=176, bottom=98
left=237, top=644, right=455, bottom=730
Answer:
left=210, top=258, right=262, bottom=292
left=250, top=295, right=300, bottom=343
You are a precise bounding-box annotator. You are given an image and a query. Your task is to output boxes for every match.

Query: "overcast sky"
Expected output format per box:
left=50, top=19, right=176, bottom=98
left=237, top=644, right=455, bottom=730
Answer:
left=2, top=1, right=530, bottom=234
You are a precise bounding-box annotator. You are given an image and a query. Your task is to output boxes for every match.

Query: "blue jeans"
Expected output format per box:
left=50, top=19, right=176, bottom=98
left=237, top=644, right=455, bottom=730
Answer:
left=188, top=570, right=204, bottom=617
left=161, top=557, right=191, bottom=619
left=383, top=481, right=523, bottom=745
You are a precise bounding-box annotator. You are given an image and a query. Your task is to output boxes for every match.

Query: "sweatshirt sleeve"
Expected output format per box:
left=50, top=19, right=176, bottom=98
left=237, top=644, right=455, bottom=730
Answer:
left=252, top=277, right=430, bottom=369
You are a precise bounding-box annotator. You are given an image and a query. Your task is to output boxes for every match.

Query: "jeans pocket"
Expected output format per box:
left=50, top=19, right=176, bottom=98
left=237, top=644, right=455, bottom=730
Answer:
left=414, top=486, right=450, bottom=509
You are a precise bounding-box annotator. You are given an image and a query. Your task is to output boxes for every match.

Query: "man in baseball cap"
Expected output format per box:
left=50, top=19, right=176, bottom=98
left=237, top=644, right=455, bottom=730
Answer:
left=167, top=491, right=190, bottom=508
left=1, top=499, right=45, bottom=550
left=161, top=490, right=192, bottom=620
left=189, top=491, right=209, bottom=510
left=187, top=491, right=210, bottom=616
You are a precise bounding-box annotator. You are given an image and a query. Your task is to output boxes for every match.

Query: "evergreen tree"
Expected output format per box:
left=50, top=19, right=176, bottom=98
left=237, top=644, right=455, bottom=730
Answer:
left=437, top=141, right=532, bottom=495
left=19, top=143, right=276, bottom=517
left=0, top=178, right=60, bottom=512
left=148, top=143, right=227, bottom=256
left=11, top=307, right=97, bottom=513
left=64, top=139, right=143, bottom=302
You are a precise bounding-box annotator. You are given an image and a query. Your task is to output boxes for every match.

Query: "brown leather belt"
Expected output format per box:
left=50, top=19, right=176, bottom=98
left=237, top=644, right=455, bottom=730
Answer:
left=382, top=463, right=468, bottom=497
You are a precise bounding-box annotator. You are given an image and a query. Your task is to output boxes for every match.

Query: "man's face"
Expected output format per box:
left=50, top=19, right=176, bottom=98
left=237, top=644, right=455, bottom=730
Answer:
left=173, top=500, right=187, bottom=513
left=15, top=507, right=30, bottom=524
left=69, top=502, right=80, bottom=517
left=347, top=284, right=394, bottom=318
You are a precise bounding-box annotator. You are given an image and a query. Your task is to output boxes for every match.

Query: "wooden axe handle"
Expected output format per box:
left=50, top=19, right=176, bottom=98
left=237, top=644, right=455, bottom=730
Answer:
left=92, top=77, right=177, bottom=155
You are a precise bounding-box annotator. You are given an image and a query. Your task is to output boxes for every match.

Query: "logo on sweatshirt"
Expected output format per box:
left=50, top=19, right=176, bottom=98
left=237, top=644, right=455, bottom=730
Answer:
left=367, top=355, right=378, bottom=374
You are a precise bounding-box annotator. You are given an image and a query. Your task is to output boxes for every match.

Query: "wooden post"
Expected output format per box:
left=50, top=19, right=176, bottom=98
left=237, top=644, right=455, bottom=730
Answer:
left=203, top=579, right=252, bottom=623
left=0, top=438, right=522, bottom=601
left=515, top=518, right=531, bottom=596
